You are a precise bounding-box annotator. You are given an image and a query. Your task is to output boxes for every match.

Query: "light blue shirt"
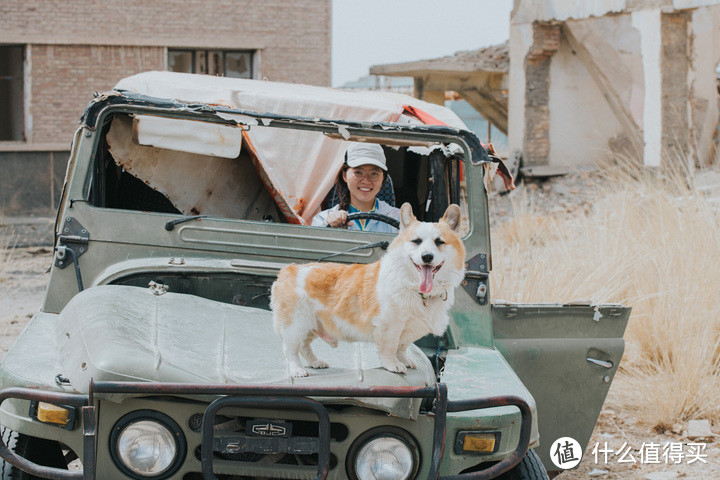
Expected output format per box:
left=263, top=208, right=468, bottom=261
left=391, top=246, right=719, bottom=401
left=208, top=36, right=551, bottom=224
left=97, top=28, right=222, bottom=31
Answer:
left=311, top=199, right=400, bottom=234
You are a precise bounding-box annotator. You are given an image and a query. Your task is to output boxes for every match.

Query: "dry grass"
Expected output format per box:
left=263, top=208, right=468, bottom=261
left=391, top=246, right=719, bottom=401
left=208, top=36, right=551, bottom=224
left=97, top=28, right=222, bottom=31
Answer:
left=0, top=216, right=17, bottom=295
left=491, top=165, right=720, bottom=428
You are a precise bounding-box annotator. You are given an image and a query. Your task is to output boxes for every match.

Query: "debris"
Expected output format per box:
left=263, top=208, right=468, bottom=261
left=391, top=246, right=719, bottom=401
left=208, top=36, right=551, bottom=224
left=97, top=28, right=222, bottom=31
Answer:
left=337, top=125, right=350, bottom=140
left=694, top=169, right=720, bottom=198
left=644, top=471, right=677, bottom=480
left=686, top=419, right=713, bottom=439
left=588, top=468, right=609, bottom=476
left=552, top=183, right=570, bottom=196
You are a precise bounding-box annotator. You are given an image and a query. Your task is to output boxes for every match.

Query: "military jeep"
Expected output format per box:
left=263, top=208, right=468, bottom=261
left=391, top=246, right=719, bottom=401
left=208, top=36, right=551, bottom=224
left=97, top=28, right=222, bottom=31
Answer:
left=0, top=72, right=630, bottom=480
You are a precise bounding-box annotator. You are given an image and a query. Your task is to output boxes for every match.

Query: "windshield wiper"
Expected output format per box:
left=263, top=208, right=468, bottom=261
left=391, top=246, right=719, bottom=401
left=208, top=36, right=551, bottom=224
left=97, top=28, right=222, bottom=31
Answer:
left=165, top=215, right=211, bottom=231
left=317, top=240, right=389, bottom=262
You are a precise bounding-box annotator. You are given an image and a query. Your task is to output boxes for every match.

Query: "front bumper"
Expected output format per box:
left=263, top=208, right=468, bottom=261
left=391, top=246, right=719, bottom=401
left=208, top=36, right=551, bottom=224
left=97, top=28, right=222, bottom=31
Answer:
left=0, top=382, right=531, bottom=480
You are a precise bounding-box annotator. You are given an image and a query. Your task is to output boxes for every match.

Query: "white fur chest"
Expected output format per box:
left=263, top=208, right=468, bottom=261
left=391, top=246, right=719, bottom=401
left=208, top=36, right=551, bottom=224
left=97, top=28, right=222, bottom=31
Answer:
left=376, top=257, right=455, bottom=339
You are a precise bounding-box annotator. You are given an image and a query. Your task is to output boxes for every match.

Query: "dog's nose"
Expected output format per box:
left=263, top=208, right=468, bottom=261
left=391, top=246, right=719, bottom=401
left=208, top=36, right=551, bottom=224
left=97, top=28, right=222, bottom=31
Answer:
left=421, top=253, right=434, bottom=264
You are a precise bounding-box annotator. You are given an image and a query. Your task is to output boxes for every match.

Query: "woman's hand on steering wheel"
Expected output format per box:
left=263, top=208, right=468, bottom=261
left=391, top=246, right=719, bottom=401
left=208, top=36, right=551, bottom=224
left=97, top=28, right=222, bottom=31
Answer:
left=326, top=210, right=348, bottom=228
left=345, top=212, right=400, bottom=229
left=325, top=210, right=400, bottom=229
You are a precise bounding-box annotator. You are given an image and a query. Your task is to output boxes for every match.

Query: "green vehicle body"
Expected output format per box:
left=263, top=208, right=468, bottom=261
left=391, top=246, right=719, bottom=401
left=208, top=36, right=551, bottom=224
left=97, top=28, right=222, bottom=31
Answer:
left=0, top=79, right=629, bottom=480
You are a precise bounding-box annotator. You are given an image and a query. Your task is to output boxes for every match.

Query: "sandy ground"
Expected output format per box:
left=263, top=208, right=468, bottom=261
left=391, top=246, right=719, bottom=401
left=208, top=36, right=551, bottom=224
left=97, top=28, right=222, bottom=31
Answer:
left=556, top=373, right=720, bottom=479
left=1, top=174, right=718, bottom=478
left=0, top=246, right=52, bottom=356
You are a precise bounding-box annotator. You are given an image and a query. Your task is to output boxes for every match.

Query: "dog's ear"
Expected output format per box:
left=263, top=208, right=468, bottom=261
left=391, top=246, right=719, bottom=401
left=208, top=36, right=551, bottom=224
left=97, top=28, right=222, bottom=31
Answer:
left=441, top=204, right=461, bottom=232
left=400, top=203, right=416, bottom=230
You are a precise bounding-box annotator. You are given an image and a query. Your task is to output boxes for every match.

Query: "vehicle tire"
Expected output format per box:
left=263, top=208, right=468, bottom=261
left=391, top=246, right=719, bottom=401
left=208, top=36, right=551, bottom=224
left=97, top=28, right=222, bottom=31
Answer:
left=495, top=449, right=549, bottom=480
left=0, top=426, right=67, bottom=480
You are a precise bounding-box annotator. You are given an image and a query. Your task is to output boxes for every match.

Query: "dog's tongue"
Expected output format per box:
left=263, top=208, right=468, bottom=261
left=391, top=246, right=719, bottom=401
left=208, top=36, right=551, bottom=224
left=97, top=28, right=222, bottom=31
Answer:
left=419, top=265, right=434, bottom=294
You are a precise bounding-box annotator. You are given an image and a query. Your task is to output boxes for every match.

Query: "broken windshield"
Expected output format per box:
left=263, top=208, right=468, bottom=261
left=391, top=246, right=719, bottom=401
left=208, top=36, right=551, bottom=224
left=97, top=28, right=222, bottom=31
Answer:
left=91, top=112, right=470, bottom=233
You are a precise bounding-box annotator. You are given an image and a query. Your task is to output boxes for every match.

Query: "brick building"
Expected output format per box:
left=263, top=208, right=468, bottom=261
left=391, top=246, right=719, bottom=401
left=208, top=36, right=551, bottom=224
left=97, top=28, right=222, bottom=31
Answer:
left=0, top=0, right=331, bottom=216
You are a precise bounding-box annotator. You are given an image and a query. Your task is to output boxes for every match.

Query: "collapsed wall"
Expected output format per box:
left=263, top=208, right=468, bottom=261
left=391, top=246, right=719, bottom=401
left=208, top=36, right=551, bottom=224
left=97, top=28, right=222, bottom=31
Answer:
left=509, top=0, right=720, bottom=173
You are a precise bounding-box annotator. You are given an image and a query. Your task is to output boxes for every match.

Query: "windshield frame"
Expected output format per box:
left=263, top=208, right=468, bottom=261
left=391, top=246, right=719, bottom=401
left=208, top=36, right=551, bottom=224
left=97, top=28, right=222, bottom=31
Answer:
left=79, top=91, right=491, bottom=242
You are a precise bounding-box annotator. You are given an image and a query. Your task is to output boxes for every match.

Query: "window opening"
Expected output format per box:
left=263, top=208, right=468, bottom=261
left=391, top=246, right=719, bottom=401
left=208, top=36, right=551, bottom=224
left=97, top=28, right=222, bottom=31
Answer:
left=168, top=49, right=253, bottom=79
left=0, top=45, right=24, bottom=141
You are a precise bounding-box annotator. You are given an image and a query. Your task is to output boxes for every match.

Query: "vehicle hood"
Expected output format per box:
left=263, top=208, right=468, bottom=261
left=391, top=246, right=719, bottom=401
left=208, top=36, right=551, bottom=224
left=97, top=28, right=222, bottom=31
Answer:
left=56, top=285, right=436, bottom=419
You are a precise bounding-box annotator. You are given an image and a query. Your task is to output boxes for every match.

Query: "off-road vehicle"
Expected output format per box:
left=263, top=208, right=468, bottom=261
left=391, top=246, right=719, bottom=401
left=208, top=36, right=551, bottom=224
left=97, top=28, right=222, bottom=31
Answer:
left=0, top=72, right=630, bottom=480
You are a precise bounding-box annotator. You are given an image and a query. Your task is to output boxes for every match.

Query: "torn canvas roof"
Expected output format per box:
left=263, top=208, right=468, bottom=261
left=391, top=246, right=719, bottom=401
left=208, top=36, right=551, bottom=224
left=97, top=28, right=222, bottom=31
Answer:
left=114, top=71, right=469, bottom=224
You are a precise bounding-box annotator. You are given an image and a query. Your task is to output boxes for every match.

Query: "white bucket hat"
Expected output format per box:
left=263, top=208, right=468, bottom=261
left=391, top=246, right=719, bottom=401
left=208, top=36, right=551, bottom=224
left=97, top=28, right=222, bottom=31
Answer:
left=345, top=142, right=387, bottom=171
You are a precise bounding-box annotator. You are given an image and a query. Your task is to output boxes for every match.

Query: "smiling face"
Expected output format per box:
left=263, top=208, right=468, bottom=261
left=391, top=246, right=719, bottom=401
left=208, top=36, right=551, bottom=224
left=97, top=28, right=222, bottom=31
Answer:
left=392, top=203, right=467, bottom=294
left=342, top=164, right=384, bottom=211
left=407, top=222, right=449, bottom=293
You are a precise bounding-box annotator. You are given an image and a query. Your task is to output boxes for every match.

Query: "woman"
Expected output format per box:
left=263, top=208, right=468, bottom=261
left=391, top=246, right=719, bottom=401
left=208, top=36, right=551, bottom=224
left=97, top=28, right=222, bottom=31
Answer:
left=312, top=142, right=400, bottom=233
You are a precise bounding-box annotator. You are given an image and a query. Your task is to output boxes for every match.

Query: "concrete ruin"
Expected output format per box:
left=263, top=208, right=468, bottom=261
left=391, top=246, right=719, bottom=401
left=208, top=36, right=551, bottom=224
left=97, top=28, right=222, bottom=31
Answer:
left=510, top=0, right=720, bottom=174
left=374, top=0, right=720, bottom=176
left=370, top=44, right=509, bottom=136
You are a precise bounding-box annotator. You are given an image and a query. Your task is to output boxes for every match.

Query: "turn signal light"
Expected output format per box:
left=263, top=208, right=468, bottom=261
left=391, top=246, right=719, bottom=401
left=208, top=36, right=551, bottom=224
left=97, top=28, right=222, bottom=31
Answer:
left=454, top=431, right=500, bottom=454
left=37, top=402, right=71, bottom=426
left=29, top=400, right=76, bottom=430
left=463, top=433, right=496, bottom=452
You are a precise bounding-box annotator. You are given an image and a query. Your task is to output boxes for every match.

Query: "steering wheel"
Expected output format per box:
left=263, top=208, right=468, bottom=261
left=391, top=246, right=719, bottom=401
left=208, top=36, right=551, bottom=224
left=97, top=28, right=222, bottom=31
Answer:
left=344, top=212, right=400, bottom=229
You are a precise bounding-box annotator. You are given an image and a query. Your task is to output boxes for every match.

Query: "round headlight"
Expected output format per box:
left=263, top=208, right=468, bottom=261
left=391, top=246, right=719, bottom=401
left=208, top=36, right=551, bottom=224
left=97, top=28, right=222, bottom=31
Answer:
left=348, top=427, right=419, bottom=480
left=110, top=410, right=186, bottom=480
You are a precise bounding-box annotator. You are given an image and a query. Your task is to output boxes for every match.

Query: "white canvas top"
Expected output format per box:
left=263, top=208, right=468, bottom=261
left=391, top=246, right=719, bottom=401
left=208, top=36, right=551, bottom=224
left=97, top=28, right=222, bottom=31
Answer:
left=114, top=71, right=468, bottom=224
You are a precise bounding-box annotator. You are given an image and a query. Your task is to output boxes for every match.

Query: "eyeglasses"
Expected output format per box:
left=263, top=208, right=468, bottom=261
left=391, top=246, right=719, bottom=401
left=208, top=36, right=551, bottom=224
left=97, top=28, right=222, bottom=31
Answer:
left=349, top=168, right=383, bottom=182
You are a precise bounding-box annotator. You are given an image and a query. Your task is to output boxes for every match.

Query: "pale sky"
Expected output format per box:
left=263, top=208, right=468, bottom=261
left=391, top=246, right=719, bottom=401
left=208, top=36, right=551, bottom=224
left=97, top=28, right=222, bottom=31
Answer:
left=331, top=0, right=514, bottom=87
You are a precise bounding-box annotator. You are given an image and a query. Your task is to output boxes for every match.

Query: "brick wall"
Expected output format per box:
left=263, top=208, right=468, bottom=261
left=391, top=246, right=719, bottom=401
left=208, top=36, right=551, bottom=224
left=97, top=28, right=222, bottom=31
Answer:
left=0, top=0, right=331, bottom=145
left=661, top=12, right=690, bottom=167
left=523, top=22, right=560, bottom=166
left=30, top=45, right=165, bottom=143
left=0, top=1, right=329, bottom=51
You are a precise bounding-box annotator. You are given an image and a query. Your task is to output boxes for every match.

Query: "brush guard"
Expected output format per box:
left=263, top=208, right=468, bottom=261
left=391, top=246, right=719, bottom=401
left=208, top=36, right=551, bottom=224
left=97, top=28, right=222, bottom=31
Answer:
left=0, top=382, right=531, bottom=480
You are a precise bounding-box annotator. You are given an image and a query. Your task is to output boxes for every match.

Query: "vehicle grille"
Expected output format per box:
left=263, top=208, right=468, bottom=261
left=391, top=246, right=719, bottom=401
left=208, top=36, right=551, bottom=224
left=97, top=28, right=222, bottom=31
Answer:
left=186, top=412, right=343, bottom=478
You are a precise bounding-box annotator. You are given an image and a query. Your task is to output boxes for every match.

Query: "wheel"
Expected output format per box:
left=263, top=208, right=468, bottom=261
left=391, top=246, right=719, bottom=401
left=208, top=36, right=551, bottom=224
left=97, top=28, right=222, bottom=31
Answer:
left=495, top=449, right=549, bottom=480
left=0, top=427, right=67, bottom=480
left=345, top=211, right=399, bottom=229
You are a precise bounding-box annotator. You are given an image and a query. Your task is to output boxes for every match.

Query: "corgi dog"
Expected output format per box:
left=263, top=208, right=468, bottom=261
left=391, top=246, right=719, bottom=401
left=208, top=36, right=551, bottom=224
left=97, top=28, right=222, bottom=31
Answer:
left=271, top=203, right=466, bottom=377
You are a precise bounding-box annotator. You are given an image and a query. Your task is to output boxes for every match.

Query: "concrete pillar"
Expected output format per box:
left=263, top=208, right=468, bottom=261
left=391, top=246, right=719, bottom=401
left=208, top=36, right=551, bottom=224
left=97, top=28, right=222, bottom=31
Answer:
left=413, top=78, right=445, bottom=106
left=633, top=9, right=662, bottom=167
left=420, top=90, right=446, bottom=106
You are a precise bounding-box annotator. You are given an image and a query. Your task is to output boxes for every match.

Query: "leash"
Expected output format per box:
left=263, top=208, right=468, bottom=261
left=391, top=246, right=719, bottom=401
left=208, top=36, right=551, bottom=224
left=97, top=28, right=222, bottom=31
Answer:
left=317, top=240, right=389, bottom=262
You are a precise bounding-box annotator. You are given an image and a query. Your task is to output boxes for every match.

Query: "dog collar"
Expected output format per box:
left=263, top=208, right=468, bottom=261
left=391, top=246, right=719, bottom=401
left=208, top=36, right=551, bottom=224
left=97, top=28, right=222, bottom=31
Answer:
left=419, top=288, right=448, bottom=307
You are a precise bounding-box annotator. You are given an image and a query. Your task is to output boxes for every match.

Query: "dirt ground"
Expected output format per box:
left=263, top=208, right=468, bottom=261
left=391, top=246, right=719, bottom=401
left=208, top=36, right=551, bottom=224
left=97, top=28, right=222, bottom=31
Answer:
left=0, top=246, right=52, bottom=356
left=1, top=172, right=718, bottom=478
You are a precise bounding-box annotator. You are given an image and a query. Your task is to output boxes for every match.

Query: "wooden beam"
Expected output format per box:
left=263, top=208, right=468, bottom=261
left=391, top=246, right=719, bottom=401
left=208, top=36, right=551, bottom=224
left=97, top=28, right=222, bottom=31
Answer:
left=457, top=88, right=508, bottom=135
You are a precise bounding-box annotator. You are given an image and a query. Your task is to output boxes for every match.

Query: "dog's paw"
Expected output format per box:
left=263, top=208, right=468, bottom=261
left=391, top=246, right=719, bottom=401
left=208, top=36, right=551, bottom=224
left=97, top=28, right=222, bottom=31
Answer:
left=383, top=361, right=408, bottom=374
left=403, top=359, right=418, bottom=369
left=397, top=353, right=417, bottom=369
left=309, top=360, right=329, bottom=369
left=289, top=365, right=309, bottom=377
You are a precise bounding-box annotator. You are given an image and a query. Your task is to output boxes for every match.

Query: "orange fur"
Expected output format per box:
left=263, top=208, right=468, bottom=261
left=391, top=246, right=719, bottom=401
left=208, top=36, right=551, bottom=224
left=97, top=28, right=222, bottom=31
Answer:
left=272, top=203, right=466, bottom=377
